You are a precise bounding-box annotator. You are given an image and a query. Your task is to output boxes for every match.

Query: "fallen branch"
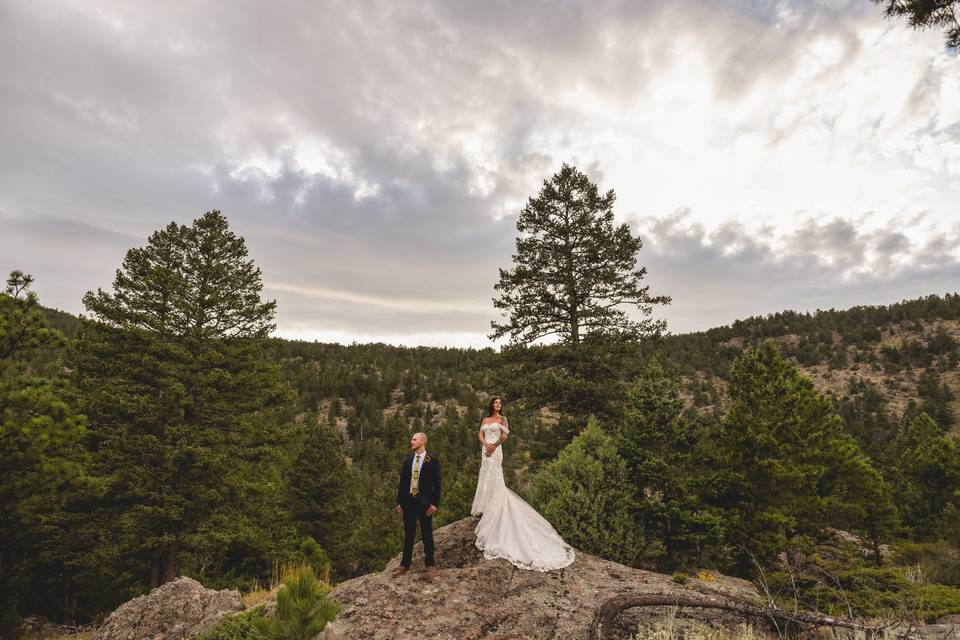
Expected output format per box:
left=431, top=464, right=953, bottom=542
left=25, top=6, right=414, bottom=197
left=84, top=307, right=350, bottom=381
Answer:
left=588, top=592, right=883, bottom=640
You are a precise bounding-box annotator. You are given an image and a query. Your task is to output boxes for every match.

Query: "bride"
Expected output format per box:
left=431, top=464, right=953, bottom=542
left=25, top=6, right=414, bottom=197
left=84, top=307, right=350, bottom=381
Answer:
left=471, top=396, right=575, bottom=571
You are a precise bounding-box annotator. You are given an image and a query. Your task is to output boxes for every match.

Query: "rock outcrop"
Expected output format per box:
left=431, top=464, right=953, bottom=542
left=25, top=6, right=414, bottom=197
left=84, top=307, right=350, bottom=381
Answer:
left=88, top=519, right=960, bottom=640
left=328, top=517, right=763, bottom=639
left=92, top=576, right=243, bottom=640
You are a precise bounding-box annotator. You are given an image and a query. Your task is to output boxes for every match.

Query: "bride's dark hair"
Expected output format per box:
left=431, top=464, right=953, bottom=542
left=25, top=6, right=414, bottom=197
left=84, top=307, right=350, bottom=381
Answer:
left=486, top=396, right=504, bottom=417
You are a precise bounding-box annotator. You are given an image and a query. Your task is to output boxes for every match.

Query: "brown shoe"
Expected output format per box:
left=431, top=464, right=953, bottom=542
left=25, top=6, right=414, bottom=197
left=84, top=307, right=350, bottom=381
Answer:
left=424, top=567, right=437, bottom=580
left=392, top=566, right=409, bottom=577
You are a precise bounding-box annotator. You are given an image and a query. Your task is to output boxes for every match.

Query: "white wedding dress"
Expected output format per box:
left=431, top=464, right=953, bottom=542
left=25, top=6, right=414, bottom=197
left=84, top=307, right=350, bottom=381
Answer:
left=471, top=421, right=575, bottom=571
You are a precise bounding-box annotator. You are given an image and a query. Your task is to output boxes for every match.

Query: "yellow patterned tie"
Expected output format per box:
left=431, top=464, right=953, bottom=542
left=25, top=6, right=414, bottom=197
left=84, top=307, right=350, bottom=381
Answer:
left=412, top=454, right=421, bottom=496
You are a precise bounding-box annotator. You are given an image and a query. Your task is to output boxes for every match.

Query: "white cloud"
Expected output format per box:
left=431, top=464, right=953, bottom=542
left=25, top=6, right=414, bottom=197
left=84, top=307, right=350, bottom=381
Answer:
left=1, top=0, right=958, bottom=346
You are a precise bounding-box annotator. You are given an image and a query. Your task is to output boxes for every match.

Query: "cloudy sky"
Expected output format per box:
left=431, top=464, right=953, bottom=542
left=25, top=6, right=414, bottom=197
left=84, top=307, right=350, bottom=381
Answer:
left=2, top=1, right=958, bottom=347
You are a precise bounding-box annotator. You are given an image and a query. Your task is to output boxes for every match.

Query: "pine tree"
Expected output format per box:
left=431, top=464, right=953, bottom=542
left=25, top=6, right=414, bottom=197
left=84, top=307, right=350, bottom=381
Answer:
left=616, top=361, right=723, bottom=569
left=346, top=472, right=403, bottom=575
left=529, top=418, right=644, bottom=565
left=287, top=421, right=355, bottom=574
left=490, top=164, right=669, bottom=422
left=713, top=340, right=894, bottom=569
left=887, top=411, right=960, bottom=539
left=871, top=0, right=960, bottom=49
left=0, top=272, right=86, bottom=637
left=917, top=371, right=956, bottom=431
left=491, top=163, right=668, bottom=348
left=253, top=567, right=339, bottom=640
left=74, top=211, right=290, bottom=588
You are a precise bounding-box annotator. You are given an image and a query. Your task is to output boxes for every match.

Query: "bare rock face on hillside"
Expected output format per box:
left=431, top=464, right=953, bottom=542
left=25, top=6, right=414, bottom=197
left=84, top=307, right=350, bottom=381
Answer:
left=92, top=576, right=243, bottom=640
left=328, top=517, right=764, bottom=640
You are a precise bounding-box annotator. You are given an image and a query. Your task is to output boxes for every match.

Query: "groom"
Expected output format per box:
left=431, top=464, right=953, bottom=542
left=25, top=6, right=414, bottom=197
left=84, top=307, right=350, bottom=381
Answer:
left=394, top=432, right=441, bottom=579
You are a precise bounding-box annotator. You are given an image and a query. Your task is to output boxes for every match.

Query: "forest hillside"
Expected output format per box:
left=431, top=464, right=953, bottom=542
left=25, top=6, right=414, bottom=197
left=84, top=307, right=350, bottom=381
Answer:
left=4, top=208, right=958, bottom=638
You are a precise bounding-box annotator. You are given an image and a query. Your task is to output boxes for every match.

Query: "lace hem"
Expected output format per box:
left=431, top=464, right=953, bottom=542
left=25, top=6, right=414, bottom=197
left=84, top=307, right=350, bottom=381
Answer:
left=474, top=536, right=575, bottom=572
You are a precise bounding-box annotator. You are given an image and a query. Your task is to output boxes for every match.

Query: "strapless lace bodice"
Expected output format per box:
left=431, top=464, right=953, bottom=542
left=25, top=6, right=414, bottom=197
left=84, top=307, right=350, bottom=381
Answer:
left=481, top=421, right=508, bottom=444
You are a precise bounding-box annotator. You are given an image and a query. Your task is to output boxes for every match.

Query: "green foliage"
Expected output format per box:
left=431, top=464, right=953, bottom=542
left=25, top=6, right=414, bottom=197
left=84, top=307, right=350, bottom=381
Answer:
left=253, top=569, right=339, bottom=640
left=197, top=570, right=340, bottom=640
left=10, top=243, right=960, bottom=630
left=905, top=582, right=960, bottom=622
left=344, top=472, right=404, bottom=576
left=490, top=164, right=668, bottom=422
left=835, top=377, right=896, bottom=461
left=887, top=411, right=960, bottom=539
left=917, top=370, right=956, bottom=431
left=1, top=271, right=61, bottom=358
left=434, top=453, right=479, bottom=527
left=74, top=211, right=291, bottom=589
left=529, top=418, right=644, bottom=565
left=0, top=272, right=87, bottom=637
left=893, top=541, right=960, bottom=587
left=617, top=361, right=725, bottom=569
left=196, top=606, right=268, bottom=640
left=939, top=504, right=960, bottom=550
left=490, top=163, right=668, bottom=347
left=294, top=539, right=332, bottom=584
left=287, top=421, right=354, bottom=574
left=498, top=336, right=646, bottom=427
left=872, top=0, right=960, bottom=49
left=637, top=293, right=960, bottom=389
left=770, top=558, right=960, bottom=622
left=713, top=340, right=894, bottom=569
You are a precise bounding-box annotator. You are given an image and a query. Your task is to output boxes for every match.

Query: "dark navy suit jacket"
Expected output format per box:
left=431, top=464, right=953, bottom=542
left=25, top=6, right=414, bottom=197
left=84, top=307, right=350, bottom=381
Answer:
left=396, top=452, right=441, bottom=508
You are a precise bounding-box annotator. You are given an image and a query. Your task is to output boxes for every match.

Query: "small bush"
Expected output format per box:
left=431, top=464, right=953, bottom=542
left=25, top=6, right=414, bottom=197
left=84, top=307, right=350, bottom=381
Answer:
left=196, top=606, right=267, bottom=640
left=198, top=568, right=340, bottom=640
left=903, top=583, right=960, bottom=623
left=769, top=561, right=960, bottom=622
left=672, top=572, right=690, bottom=585
left=254, top=567, right=339, bottom=640
left=893, top=541, right=960, bottom=587
left=295, top=538, right=332, bottom=584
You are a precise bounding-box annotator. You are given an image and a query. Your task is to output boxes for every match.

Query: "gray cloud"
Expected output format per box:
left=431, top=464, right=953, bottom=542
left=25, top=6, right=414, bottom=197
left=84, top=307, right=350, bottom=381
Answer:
left=1, top=0, right=956, bottom=345
left=638, top=211, right=960, bottom=334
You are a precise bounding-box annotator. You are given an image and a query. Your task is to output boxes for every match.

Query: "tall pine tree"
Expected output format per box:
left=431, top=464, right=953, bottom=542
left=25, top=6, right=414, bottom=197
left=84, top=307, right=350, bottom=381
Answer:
left=75, top=211, right=289, bottom=587
left=887, top=410, right=960, bottom=539
left=287, top=421, right=355, bottom=575
left=490, top=164, right=669, bottom=423
left=0, top=272, right=86, bottom=636
left=616, top=361, right=724, bottom=569
left=712, top=340, right=895, bottom=570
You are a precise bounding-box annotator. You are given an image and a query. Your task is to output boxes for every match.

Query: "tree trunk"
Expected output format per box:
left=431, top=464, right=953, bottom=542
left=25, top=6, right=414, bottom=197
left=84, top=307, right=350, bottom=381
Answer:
left=161, top=546, right=177, bottom=584
left=149, top=550, right=161, bottom=589
left=589, top=592, right=883, bottom=640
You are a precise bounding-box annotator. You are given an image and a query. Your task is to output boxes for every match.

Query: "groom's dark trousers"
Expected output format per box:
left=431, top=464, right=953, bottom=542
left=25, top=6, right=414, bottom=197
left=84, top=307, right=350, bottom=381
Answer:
left=397, top=452, right=441, bottom=568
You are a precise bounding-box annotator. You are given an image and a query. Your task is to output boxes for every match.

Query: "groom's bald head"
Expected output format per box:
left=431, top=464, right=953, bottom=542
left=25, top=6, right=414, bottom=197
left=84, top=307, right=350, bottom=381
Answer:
left=410, top=432, right=427, bottom=451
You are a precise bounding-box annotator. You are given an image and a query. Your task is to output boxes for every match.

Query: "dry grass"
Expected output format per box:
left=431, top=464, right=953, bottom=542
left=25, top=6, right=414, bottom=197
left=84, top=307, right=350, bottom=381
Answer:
left=631, top=606, right=918, bottom=640
left=241, top=583, right=280, bottom=608
left=240, top=561, right=331, bottom=608
left=631, top=607, right=761, bottom=640
left=21, top=629, right=93, bottom=640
